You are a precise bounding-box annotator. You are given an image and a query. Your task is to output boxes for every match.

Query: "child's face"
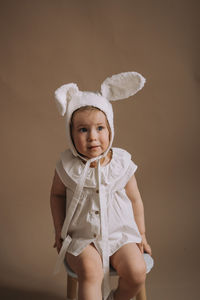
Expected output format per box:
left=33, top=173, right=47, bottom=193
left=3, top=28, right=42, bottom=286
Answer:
left=71, top=109, right=110, bottom=159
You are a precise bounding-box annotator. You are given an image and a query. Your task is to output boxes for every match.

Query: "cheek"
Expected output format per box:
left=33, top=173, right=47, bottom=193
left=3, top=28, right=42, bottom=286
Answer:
left=72, top=133, right=80, bottom=147
left=75, top=134, right=86, bottom=148
left=103, top=131, right=110, bottom=145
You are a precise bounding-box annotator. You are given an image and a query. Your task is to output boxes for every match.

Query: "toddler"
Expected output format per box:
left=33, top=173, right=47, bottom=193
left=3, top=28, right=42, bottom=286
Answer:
left=50, top=72, right=152, bottom=300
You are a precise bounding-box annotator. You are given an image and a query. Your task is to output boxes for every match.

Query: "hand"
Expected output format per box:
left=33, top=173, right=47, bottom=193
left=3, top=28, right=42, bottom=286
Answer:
left=137, top=233, right=152, bottom=255
left=53, top=235, right=63, bottom=253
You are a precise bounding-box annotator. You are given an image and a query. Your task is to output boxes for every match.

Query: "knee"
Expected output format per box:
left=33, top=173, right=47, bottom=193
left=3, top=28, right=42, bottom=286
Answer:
left=128, top=263, right=146, bottom=287
left=77, top=259, right=104, bottom=284
left=120, top=260, right=146, bottom=289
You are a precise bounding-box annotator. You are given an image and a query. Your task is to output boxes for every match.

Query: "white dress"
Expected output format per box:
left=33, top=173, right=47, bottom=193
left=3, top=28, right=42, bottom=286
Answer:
left=55, top=147, right=141, bottom=299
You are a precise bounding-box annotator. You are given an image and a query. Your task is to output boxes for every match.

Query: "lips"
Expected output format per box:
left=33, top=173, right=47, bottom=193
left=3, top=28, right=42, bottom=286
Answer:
left=88, top=145, right=100, bottom=150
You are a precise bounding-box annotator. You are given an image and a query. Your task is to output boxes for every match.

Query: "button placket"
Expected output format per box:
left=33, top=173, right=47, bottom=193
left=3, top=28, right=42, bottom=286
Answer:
left=91, top=185, right=100, bottom=239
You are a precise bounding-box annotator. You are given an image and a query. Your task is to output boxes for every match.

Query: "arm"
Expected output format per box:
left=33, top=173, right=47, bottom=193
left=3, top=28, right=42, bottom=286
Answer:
left=125, top=174, right=152, bottom=255
left=50, top=170, right=66, bottom=252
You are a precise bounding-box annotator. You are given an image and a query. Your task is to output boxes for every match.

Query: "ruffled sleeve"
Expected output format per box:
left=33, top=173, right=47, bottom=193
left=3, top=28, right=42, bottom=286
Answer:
left=125, top=160, right=138, bottom=183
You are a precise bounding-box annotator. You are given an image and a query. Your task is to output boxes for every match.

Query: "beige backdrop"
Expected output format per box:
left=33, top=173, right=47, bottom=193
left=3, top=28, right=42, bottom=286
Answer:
left=0, top=0, right=199, bottom=299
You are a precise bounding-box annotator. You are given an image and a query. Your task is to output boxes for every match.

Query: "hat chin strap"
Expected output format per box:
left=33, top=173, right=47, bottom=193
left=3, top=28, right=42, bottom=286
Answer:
left=76, top=147, right=110, bottom=165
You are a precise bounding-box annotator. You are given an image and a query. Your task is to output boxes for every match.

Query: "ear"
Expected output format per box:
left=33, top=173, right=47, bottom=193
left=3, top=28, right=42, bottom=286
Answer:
left=54, top=83, right=79, bottom=116
left=101, top=72, right=146, bottom=101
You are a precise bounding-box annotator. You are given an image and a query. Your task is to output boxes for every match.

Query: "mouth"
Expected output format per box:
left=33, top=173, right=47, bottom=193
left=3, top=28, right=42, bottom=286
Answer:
left=88, top=145, right=100, bottom=150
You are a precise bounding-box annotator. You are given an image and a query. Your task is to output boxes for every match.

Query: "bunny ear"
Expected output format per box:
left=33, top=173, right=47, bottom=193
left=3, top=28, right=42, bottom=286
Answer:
left=101, top=72, right=146, bottom=101
left=54, top=83, right=79, bottom=116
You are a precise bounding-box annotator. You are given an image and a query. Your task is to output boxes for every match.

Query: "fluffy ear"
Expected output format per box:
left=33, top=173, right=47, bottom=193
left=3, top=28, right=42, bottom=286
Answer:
left=54, top=83, right=79, bottom=116
left=101, top=71, right=146, bottom=101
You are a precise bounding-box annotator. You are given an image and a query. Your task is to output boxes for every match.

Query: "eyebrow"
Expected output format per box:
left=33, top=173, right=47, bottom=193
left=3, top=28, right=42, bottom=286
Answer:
left=76, top=122, right=105, bottom=128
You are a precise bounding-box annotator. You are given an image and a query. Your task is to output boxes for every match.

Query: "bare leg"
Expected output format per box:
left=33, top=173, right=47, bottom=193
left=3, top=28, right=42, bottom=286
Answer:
left=110, top=243, right=146, bottom=300
left=66, top=244, right=103, bottom=300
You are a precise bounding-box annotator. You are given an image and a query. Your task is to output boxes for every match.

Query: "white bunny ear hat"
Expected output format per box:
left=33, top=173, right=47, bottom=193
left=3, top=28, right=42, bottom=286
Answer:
left=54, top=71, right=145, bottom=159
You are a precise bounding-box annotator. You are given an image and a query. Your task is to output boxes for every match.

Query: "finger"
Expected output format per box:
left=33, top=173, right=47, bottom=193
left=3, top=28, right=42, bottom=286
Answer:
left=148, top=246, right=152, bottom=256
left=137, top=243, right=143, bottom=253
left=144, top=244, right=152, bottom=255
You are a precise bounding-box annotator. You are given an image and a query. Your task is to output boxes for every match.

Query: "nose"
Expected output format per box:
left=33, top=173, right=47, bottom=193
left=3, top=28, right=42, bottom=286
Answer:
left=87, top=128, right=97, bottom=141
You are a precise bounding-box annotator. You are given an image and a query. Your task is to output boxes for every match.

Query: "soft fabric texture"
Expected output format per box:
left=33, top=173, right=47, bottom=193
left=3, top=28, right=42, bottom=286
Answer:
left=106, top=289, right=115, bottom=300
left=101, top=71, right=145, bottom=101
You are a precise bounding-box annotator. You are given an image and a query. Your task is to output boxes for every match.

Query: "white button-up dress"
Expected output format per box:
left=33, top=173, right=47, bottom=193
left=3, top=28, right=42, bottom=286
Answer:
left=54, top=147, right=142, bottom=299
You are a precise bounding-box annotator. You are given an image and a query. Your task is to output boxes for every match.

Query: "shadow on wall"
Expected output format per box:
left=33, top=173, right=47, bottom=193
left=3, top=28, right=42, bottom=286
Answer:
left=0, top=285, right=65, bottom=300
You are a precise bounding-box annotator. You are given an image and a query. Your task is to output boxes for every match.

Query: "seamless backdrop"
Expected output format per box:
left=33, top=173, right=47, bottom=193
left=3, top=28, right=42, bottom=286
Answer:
left=0, top=0, right=199, bottom=299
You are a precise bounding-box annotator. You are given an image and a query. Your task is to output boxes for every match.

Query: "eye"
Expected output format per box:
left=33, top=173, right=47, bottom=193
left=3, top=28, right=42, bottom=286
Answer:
left=79, top=127, right=87, bottom=132
left=97, top=126, right=104, bottom=131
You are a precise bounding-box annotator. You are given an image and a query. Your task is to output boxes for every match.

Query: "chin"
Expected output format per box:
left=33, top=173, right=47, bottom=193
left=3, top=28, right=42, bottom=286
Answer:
left=88, top=151, right=103, bottom=158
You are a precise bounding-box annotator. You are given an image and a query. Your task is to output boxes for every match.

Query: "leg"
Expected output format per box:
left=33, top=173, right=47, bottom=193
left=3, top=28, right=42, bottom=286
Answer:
left=136, top=284, right=146, bottom=300
left=66, top=244, right=103, bottom=300
left=67, top=275, right=77, bottom=300
left=110, top=243, right=146, bottom=300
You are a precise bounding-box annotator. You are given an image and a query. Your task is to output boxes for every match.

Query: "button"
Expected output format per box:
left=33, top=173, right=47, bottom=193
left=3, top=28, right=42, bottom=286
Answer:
left=96, top=189, right=99, bottom=194
left=95, top=211, right=99, bottom=214
left=93, top=233, right=97, bottom=238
